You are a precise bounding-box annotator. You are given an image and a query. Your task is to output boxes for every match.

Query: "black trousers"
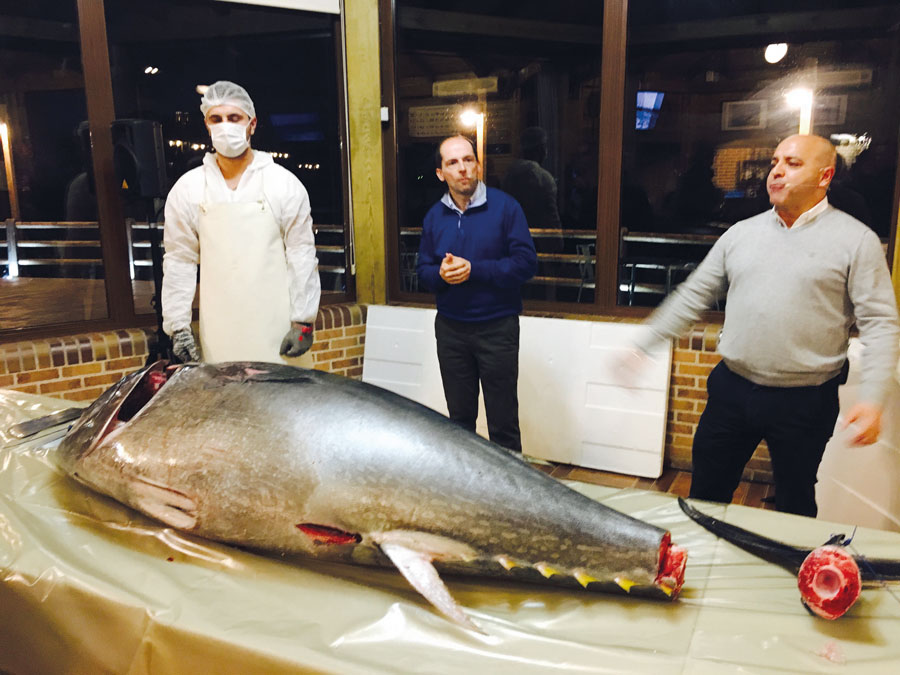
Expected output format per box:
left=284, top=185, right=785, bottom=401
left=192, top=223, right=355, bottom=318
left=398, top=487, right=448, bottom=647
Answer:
left=689, top=361, right=844, bottom=517
left=434, top=313, right=522, bottom=452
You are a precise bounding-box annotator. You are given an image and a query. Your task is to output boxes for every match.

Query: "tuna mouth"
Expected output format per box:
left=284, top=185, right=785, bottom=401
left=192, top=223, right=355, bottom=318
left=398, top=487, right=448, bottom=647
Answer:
left=116, top=362, right=174, bottom=421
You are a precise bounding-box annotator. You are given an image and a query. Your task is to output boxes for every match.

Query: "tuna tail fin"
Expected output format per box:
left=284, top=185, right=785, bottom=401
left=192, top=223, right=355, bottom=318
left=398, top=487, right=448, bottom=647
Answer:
left=678, top=498, right=900, bottom=582
left=379, top=542, right=484, bottom=634
left=677, top=498, right=810, bottom=574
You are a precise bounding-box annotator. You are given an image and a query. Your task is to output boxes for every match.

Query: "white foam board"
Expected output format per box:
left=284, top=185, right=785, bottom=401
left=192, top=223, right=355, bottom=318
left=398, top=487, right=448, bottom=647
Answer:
left=816, top=338, right=900, bottom=532
left=362, top=305, right=671, bottom=478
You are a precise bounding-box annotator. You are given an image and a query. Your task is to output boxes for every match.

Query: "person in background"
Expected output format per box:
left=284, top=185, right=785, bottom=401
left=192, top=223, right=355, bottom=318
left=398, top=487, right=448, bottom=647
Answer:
left=620, top=133, right=899, bottom=517
left=162, top=81, right=320, bottom=364
left=827, top=153, right=872, bottom=228
left=502, top=126, right=562, bottom=246
left=502, top=127, right=563, bottom=299
left=417, top=135, right=538, bottom=453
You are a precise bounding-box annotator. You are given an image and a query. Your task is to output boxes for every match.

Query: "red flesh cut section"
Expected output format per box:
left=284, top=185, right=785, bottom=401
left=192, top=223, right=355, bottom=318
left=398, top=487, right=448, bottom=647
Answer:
left=147, top=371, right=168, bottom=392
left=297, top=523, right=362, bottom=545
left=797, top=545, right=861, bottom=620
left=655, top=532, right=687, bottom=596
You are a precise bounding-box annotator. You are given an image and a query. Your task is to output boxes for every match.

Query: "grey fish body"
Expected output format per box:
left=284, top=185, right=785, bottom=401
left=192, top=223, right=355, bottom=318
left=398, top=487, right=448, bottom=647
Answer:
left=59, top=361, right=686, bottom=628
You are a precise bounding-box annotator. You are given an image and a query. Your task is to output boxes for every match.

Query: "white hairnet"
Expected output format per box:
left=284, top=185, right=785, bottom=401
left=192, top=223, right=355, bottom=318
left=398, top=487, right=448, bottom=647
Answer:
left=200, top=81, right=256, bottom=119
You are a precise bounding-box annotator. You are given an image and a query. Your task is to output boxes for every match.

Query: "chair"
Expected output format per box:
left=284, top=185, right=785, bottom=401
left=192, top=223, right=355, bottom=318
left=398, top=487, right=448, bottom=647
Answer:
left=576, top=243, right=595, bottom=302
left=400, top=251, right=418, bottom=292
left=665, top=261, right=697, bottom=295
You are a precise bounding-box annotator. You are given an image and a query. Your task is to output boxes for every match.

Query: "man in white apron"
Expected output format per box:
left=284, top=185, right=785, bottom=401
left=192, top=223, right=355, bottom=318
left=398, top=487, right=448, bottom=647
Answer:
left=161, top=81, right=320, bottom=365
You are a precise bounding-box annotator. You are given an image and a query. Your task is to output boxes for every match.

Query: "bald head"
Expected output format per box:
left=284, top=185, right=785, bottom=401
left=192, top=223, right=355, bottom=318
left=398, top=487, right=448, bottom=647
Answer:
left=766, top=134, right=837, bottom=226
left=780, top=134, right=836, bottom=171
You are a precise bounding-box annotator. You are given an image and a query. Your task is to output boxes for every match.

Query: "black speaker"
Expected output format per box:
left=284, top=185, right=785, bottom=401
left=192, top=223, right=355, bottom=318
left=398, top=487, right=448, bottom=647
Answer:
left=111, top=119, right=168, bottom=199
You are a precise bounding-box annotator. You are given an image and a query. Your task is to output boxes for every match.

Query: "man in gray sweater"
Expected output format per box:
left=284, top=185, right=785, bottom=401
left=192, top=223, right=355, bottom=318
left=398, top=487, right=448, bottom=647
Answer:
left=631, top=134, right=899, bottom=517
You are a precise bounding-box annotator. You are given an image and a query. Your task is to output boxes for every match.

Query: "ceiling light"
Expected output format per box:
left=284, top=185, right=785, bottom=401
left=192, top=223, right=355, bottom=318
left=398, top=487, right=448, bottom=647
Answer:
left=459, top=109, right=481, bottom=127
left=765, top=43, right=788, bottom=64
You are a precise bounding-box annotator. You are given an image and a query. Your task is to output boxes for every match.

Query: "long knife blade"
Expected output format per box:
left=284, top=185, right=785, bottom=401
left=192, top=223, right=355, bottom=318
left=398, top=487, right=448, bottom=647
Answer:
left=7, top=407, right=84, bottom=439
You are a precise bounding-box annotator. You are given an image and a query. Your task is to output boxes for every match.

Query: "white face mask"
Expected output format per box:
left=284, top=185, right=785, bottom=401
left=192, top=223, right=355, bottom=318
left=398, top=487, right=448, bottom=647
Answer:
left=209, top=122, right=250, bottom=158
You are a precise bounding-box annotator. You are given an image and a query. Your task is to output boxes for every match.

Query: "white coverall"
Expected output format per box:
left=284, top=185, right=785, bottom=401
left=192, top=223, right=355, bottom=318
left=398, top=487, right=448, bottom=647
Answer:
left=162, top=150, right=320, bottom=362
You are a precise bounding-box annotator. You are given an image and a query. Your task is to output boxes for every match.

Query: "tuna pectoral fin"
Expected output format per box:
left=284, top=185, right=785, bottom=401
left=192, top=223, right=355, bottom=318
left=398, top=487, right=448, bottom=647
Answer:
left=132, top=477, right=198, bottom=530
left=379, top=542, right=483, bottom=634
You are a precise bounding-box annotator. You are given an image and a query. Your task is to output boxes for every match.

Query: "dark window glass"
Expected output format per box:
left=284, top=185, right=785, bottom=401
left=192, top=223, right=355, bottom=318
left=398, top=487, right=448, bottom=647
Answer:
left=394, top=1, right=603, bottom=304
left=620, top=0, right=900, bottom=307
left=103, top=0, right=348, bottom=314
left=0, top=0, right=108, bottom=330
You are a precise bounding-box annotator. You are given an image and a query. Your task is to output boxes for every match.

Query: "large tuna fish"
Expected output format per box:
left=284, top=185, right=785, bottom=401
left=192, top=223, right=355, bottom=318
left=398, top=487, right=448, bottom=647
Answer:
left=58, top=360, right=686, bottom=631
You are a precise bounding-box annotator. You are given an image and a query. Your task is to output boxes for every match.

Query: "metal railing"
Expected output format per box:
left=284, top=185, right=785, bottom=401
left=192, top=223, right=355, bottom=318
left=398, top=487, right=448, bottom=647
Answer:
left=1, top=219, right=347, bottom=292
left=397, top=225, right=723, bottom=305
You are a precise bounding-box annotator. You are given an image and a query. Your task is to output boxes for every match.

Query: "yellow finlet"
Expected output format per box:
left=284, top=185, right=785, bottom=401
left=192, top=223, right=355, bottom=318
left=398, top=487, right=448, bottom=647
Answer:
left=496, top=556, right=518, bottom=571
left=657, top=583, right=674, bottom=597
left=614, top=576, right=636, bottom=593
left=535, top=562, right=560, bottom=578
left=574, top=570, right=598, bottom=588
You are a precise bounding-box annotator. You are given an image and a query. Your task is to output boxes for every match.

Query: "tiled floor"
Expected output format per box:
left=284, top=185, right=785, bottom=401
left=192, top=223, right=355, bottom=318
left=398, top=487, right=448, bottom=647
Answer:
left=530, top=461, right=777, bottom=511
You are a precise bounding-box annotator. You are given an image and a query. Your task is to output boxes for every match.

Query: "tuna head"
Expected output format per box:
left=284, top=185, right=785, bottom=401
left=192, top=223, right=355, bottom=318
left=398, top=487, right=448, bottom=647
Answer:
left=59, top=360, right=687, bottom=632
left=57, top=360, right=169, bottom=477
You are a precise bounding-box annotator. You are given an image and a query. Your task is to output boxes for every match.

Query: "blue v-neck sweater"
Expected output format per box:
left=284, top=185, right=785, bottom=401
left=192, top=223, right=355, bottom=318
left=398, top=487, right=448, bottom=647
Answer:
left=417, top=185, right=537, bottom=322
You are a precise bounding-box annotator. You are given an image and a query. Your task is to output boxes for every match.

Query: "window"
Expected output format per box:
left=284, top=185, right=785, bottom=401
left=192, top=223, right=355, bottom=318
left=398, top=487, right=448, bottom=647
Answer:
left=388, top=0, right=604, bottom=305
left=635, top=91, right=664, bottom=131
left=383, top=1, right=900, bottom=316
left=0, top=1, right=108, bottom=330
left=104, top=0, right=350, bottom=315
left=1, top=0, right=351, bottom=341
left=620, top=0, right=900, bottom=307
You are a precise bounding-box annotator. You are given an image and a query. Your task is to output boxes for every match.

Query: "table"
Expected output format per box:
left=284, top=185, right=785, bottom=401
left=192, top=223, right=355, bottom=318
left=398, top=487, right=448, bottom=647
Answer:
left=2, top=389, right=899, bottom=674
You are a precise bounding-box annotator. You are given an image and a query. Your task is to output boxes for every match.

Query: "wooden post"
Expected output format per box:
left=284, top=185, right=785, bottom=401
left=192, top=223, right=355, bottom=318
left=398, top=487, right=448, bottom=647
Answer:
left=0, top=119, right=20, bottom=221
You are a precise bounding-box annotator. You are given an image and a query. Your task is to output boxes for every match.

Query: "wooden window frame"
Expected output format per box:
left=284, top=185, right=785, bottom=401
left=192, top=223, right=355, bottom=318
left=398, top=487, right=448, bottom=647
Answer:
left=378, top=0, right=900, bottom=318
left=2, top=0, right=354, bottom=343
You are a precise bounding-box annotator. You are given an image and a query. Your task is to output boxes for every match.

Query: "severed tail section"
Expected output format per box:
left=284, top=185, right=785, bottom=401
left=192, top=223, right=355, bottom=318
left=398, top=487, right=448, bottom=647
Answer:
left=679, top=497, right=900, bottom=620
left=678, top=498, right=811, bottom=572
left=798, top=545, right=862, bottom=620
left=677, top=497, right=900, bottom=581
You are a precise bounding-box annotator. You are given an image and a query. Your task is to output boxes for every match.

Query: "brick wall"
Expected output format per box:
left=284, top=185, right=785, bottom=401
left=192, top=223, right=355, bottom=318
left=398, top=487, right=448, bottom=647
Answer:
left=669, top=322, right=773, bottom=483
left=1, top=305, right=772, bottom=482
left=712, top=145, right=774, bottom=190
left=0, top=303, right=368, bottom=401
left=1, top=331, right=149, bottom=402
left=308, top=304, right=367, bottom=376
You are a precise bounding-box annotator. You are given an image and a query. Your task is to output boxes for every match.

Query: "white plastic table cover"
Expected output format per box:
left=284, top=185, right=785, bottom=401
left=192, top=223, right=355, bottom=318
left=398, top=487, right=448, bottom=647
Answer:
left=2, top=388, right=900, bottom=674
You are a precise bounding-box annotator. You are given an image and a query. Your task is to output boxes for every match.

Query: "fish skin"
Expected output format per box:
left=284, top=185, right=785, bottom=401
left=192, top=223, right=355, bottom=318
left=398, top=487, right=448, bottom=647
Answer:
left=59, top=361, right=686, bottom=625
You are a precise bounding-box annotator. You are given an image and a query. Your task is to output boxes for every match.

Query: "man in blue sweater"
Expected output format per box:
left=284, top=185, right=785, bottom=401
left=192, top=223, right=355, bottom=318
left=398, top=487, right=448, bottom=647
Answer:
left=417, top=135, right=538, bottom=452
left=628, top=134, right=899, bottom=517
